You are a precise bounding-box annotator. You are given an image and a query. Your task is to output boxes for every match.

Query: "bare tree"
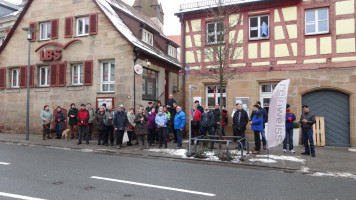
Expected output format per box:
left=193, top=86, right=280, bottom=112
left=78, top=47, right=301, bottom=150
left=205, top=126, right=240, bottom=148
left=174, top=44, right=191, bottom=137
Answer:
left=192, top=0, right=250, bottom=141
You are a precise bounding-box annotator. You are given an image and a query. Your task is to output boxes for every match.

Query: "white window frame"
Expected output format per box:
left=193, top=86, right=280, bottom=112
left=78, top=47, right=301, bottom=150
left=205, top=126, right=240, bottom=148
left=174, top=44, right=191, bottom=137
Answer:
left=0, top=37, right=5, bottom=46
left=71, top=64, right=83, bottom=86
left=142, top=68, right=159, bottom=101
left=305, top=8, right=329, bottom=35
left=100, top=60, right=115, bottom=93
left=249, top=15, right=269, bottom=40
left=259, top=82, right=278, bottom=114
left=40, top=22, right=51, bottom=41
left=11, top=68, right=20, bottom=88
left=76, top=17, right=89, bottom=36
left=39, top=66, right=50, bottom=87
left=142, top=29, right=153, bottom=46
left=206, top=21, right=225, bottom=45
left=168, top=45, right=177, bottom=58
left=205, top=85, right=227, bottom=109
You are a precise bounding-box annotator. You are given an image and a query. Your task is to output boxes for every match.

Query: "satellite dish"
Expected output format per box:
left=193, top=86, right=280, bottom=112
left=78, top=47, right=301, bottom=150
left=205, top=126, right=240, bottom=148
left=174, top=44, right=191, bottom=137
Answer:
left=134, top=64, right=143, bottom=75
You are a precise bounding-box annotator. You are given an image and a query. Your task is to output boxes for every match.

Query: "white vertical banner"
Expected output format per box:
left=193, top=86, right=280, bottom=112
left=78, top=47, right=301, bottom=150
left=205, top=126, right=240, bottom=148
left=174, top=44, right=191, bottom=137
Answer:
left=267, top=79, right=290, bottom=148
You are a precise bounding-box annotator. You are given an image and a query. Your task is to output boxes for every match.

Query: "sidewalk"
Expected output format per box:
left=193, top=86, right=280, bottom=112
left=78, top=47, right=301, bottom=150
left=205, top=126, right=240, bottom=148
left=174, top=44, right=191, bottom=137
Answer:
left=1, top=133, right=356, bottom=179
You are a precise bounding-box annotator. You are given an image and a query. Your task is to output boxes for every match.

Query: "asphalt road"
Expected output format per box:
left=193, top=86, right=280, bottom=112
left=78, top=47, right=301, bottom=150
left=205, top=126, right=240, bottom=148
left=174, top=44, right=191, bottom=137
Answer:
left=0, top=143, right=355, bottom=200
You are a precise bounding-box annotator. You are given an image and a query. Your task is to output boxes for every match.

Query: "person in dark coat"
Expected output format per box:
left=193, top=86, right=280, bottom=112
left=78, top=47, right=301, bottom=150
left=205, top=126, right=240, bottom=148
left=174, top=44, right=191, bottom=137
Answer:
left=212, top=104, right=221, bottom=136
left=194, top=100, right=204, bottom=114
left=284, top=104, right=296, bottom=153
left=76, top=104, right=90, bottom=145
left=200, top=106, right=214, bottom=137
left=54, top=106, right=66, bottom=139
left=250, top=105, right=264, bottom=154
left=68, top=103, right=78, bottom=139
left=170, top=102, right=178, bottom=143
left=299, top=105, right=316, bottom=157
left=134, top=108, right=149, bottom=150
left=165, top=94, right=177, bottom=111
left=95, top=106, right=106, bottom=145
left=113, top=105, right=129, bottom=149
left=146, top=102, right=154, bottom=113
left=147, top=108, right=156, bottom=146
left=155, top=101, right=162, bottom=112
left=232, top=103, right=249, bottom=148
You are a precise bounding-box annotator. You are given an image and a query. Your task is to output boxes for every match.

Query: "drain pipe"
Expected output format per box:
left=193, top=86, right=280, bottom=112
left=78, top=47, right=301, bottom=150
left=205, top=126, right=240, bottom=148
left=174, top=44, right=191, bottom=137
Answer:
left=181, top=13, right=186, bottom=111
left=133, top=47, right=141, bottom=112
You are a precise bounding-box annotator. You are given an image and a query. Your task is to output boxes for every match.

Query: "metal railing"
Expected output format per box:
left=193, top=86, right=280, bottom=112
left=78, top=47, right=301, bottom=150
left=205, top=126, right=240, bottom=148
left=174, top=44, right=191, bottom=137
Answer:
left=178, top=0, right=246, bottom=11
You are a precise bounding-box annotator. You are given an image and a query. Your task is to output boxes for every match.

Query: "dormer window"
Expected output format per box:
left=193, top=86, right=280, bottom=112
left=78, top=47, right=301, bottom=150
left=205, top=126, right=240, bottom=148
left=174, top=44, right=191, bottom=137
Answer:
left=168, top=45, right=177, bottom=58
left=142, top=29, right=153, bottom=46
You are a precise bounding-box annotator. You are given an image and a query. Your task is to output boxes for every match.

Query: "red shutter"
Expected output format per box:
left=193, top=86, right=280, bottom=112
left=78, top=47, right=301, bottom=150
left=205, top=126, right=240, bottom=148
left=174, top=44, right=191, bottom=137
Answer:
left=58, top=62, right=66, bottom=87
left=89, top=13, right=98, bottom=35
left=64, top=17, right=73, bottom=38
left=30, top=65, right=35, bottom=88
left=83, top=60, right=93, bottom=86
left=51, top=19, right=59, bottom=40
left=19, top=66, right=27, bottom=88
left=0, top=67, right=6, bottom=89
left=29, top=22, right=36, bottom=42
left=50, top=63, right=58, bottom=87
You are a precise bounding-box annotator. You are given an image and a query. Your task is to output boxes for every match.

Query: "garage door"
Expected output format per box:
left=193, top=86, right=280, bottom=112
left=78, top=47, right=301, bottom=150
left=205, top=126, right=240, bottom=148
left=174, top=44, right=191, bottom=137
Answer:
left=302, top=90, right=350, bottom=147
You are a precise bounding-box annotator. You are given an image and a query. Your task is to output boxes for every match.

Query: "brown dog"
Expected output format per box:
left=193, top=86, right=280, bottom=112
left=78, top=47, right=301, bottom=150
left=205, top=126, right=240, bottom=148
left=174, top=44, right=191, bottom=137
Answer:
left=61, top=129, right=71, bottom=141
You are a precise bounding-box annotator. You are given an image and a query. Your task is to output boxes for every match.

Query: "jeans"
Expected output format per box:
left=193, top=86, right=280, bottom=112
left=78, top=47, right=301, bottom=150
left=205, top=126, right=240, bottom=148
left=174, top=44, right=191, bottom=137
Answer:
left=213, top=124, right=220, bottom=136
left=176, top=129, right=183, bottom=147
left=78, top=125, right=89, bottom=143
left=261, top=129, right=267, bottom=147
left=234, top=128, right=246, bottom=147
left=302, top=130, right=315, bottom=154
left=200, top=126, right=213, bottom=136
left=191, top=124, right=200, bottom=138
left=105, top=125, right=114, bottom=145
left=55, top=124, right=62, bottom=138
left=254, top=131, right=261, bottom=151
left=116, top=130, right=124, bottom=145
left=283, top=128, right=294, bottom=150
left=221, top=127, right=226, bottom=136
left=158, top=127, right=168, bottom=148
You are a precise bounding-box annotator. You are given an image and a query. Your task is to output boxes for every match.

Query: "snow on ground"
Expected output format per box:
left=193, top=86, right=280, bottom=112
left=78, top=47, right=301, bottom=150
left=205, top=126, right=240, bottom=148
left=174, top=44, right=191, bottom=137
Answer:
left=349, top=148, right=356, bottom=152
left=311, top=172, right=356, bottom=180
left=147, top=149, right=188, bottom=158
left=249, top=158, right=277, bottom=163
left=248, top=155, right=305, bottom=164
left=299, top=167, right=310, bottom=173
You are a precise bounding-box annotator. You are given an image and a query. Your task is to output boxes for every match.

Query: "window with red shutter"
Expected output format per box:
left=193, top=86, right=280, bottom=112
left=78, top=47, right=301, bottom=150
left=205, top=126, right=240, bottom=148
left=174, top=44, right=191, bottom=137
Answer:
left=51, top=19, right=59, bottom=40
left=19, top=66, right=27, bottom=88
left=83, top=60, right=93, bottom=86
left=30, top=65, right=35, bottom=88
left=58, top=62, right=66, bottom=87
left=29, top=22, right=37, bottom=42
left=89, top=13, right=98, bottom=35
left=0, top=67, right=6, bottom=89
left=50, top=63, right=57, bottom=87
left=64, top=17, right=73, bottom=38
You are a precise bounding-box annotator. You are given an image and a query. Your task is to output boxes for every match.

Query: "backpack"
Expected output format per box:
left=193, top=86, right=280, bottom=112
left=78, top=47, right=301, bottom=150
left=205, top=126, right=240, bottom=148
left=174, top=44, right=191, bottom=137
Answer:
left=201, top=112, right=210, bottom=127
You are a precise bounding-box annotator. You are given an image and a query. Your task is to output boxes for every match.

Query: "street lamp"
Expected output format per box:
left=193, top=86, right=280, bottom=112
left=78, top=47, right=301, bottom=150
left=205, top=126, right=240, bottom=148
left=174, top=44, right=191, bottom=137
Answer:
left=22, top=27, right=36, bottom=140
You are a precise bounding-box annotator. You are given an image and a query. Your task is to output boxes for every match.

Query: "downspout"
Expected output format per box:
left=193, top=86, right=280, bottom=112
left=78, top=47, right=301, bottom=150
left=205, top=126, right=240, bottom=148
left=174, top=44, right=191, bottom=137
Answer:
left=133, top=47, right=141, bottom=112
left=181, top=13, right=186, bottom=111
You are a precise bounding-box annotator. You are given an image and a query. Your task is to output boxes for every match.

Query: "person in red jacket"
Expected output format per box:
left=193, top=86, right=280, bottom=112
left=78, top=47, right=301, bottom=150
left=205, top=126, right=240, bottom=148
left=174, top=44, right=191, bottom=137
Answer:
left=221, top=108, right=228, bottom=136
left=76, top=104, right=90, bottom=145
left=191, top=104, right=202, bottom=144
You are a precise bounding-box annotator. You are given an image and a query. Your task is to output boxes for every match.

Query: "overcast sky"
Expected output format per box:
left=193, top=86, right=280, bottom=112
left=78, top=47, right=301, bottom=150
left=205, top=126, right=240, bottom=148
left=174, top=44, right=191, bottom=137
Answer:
left=5, top=0, right=198, bottom=36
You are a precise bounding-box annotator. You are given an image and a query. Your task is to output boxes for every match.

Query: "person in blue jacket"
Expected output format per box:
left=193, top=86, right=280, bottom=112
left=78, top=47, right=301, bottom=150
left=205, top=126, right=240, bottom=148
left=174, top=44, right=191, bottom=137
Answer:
left=250, top=105, right=264, bottom=154
left=284, top=104, right=296, bottom=153
left=155, top=106, right=169, bottom=148
left=174, top=106, right=186, bottom=149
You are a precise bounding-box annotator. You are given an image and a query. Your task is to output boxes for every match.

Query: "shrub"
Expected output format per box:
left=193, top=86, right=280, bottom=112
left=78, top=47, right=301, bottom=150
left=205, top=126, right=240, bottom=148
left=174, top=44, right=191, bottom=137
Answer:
left=194, top=146, right=209, bottom=159
left=214, top=148, right=236, bottom=161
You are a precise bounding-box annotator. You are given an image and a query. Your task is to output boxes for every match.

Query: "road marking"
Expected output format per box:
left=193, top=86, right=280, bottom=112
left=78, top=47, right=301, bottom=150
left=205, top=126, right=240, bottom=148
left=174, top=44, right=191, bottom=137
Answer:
left=0, top=192, right=47, bottom=200
left=0, top=162, right=10, bottom=165
left=91, top=176, right=216, bottom=197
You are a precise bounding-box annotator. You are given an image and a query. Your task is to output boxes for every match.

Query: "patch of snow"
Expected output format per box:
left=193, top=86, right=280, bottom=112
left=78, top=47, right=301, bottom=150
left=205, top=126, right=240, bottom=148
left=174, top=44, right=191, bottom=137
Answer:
left=299, top=167, right=310, bottom=173
left=81, top=149, right=94, bottom=153
left=311, top=172, right=356, bottom=180
left=249, top=158, right=277, bottom=163
left=349, top=148, right=356, bottom=152
left=47, top=146, right=71, bottom=151
left=147, top=149, right=188, bottom=158
left=257, top=155, right=305, bottom=163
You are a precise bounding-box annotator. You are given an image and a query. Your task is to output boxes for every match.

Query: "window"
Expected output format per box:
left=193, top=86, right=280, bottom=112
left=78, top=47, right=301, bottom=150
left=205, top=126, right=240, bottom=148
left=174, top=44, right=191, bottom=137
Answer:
left=259, top=83, right=277, bottom=114
left=249, top=15, right=269, bottom=40
left=0, top=37, right=5, bottom=46
left=142, top=29, right=153, bottom=45
left=72, top=64, right=83, bottom=85
left=206, top=85, right=226, bottom=108
left=207, top=21, right=224, bottom=44
left=101, top=61, right=115, bottom=92
left=305, top=8, right=329, bottom=35
left=142, top=68, right=158, bottom=100
left=40, top=22, right=51, bottom=40
left=168, top=45, right=177, bottom=58
left=39, top=66, right=50, bottom=87
left=11, top=68, right=19, bottom=88
left=77, top=17, right=89, bottom=36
